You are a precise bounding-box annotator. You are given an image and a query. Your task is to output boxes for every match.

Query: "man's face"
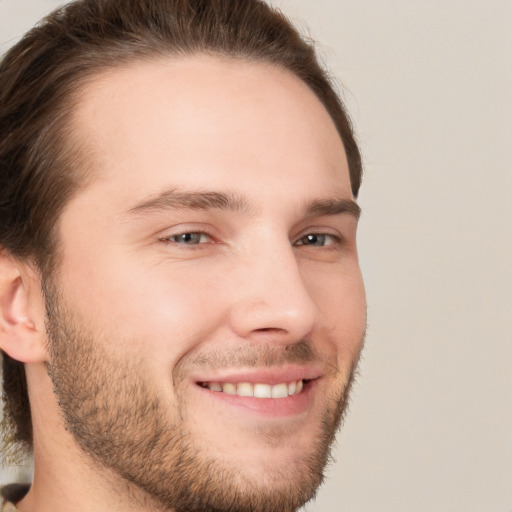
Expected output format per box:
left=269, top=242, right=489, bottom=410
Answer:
left=45, top=56, right=366, bottom=512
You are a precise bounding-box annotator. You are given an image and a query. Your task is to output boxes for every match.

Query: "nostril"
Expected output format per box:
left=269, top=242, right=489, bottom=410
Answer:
left=253, top=327, right=288, bottom=334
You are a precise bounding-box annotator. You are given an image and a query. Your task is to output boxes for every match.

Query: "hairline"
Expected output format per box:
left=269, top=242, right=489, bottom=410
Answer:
left=42, top=50, right=360, bottom=274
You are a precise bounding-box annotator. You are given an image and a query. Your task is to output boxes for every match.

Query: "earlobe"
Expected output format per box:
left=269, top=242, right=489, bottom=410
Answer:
left=0, top=249, right=47, bottom=364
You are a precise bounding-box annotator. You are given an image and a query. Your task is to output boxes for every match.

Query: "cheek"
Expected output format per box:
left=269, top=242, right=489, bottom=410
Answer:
left=59, top=254, right=231, bottom=368
left=305, top=261, right=366, bottom=356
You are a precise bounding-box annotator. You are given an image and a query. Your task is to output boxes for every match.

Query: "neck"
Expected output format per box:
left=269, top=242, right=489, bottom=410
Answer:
left=18, top=445, right=172, bottom=512
left=19, top=367, right=172, bottom=512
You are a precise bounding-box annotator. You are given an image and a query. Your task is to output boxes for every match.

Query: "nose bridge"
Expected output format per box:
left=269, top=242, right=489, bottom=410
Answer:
left=229, top=231, right=318, bottom=340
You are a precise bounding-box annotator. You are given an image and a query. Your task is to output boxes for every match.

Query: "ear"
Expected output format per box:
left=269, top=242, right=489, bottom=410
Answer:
left=0, top=249, right=48, bottom=363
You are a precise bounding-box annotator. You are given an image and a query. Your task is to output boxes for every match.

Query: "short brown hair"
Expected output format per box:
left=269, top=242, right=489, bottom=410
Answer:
left=0, top=0, right=362, bottom=459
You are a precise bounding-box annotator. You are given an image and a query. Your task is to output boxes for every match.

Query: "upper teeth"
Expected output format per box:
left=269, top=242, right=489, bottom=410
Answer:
left=202, top=380, right=304, bottom=398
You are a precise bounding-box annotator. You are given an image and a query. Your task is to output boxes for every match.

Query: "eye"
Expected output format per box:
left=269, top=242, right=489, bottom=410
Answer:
left=165, top=232, right=213, bottom=245
left=295, top=233, right=338, bottom=247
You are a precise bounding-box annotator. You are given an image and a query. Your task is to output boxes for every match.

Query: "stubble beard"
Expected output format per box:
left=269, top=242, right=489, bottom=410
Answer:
left=43, top=280, right=360, bottom=512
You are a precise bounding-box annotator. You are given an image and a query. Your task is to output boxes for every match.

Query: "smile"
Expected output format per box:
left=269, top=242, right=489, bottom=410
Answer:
left=199, top=380, right=305, bottom=398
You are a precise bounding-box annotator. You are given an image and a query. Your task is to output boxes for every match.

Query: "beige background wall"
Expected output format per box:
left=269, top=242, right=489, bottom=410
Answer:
left=1, top=1, right=511, bottom=511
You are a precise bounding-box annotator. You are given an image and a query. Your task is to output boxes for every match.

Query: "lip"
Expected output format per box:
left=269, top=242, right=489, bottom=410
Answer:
left=189, top=364, right=323, bottom=386
left=194, top=378, right=319, bottom=417
left=190, top=365, right=323, bottom=418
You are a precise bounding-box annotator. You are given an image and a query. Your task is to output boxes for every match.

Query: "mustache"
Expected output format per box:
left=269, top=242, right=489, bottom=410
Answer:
left=185, top=340, right=336, bottom=372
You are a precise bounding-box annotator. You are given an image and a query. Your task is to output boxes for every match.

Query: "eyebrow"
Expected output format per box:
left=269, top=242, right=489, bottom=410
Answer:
left=127, top=189, right=251, bottom=215
left=127, top=189, right=360, bottom=220
left=305, top=198, right=361, bottom=220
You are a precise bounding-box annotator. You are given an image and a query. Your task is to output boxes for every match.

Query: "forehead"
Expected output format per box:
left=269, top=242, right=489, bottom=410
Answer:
left=70, top=55, right=351, bottom=206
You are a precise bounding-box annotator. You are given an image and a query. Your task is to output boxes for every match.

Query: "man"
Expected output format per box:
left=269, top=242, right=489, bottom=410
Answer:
left=0, top=0, right=366, bottom=511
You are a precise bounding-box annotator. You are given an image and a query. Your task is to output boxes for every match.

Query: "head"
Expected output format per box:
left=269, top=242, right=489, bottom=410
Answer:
left=0, top=1, right=365, bottom=511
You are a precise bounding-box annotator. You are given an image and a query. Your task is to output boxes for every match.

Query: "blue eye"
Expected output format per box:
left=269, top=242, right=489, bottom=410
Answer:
left=295, top=234, right=337, bottom=247
left=169, top=232, right=211, bottom=245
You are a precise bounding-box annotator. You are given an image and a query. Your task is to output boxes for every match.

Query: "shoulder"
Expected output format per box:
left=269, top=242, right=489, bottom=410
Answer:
left=1, top=483, right=31, bottom=511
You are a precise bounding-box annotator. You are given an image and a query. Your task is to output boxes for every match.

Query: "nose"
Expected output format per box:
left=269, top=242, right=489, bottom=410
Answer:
left=228, top=237, right=318, bottom=344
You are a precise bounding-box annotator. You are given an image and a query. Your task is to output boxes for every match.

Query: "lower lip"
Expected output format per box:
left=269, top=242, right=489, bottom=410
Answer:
left=194, top=380, right=318, bottom=418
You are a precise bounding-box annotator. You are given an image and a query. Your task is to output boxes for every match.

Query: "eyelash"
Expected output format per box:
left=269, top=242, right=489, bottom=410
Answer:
left=294, top=233, right=341, bottom=248
left=159, top=231, right=342, bottom=248
left=160, top=232, right=214, bottom=246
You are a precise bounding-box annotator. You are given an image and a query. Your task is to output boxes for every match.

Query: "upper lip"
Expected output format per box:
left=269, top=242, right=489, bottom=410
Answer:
left=190, top=365, right=324, bottom=385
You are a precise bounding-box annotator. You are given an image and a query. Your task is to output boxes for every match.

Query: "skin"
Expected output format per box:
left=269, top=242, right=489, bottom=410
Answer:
left=1, top=55, right=366, bottom=512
